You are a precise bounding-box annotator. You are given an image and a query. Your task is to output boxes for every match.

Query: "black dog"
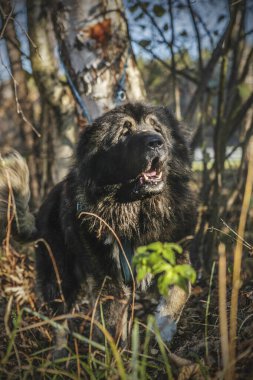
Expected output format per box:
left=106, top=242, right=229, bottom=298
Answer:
left=0, top=103, right=196, bottom=350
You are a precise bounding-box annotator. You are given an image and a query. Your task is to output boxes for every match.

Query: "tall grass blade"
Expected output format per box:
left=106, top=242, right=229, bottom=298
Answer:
left=218, top=243, right=230, bottom=379
left=140, top=316, right=153, bottom=380
left=153, top=320, right=173, bottom=380
left=205, top=261, right=216, bottom=360
left=131, top=319, right=140, bottom=378
left=229, top=139, right=253, bottom=379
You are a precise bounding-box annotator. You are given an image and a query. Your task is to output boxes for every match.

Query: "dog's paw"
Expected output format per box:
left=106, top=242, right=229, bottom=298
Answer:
left=155, top=315, right=177, bottom=343
left=51, top=346, right=69, bottom=362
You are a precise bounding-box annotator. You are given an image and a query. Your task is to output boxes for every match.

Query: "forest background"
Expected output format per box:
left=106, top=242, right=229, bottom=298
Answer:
left=0, top=0, right=253, bottom=379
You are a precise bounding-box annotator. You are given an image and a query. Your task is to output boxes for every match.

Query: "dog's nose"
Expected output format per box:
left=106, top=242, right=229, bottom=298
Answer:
left=146, top=134, right=164, bottom=150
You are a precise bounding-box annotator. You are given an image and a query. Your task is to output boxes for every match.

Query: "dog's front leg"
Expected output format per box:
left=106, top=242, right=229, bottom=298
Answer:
left=51, top=318, right=69, bottom=360
left=155, top=283, right=191, bottom=342
left=100, top=284, right=131, bottom=347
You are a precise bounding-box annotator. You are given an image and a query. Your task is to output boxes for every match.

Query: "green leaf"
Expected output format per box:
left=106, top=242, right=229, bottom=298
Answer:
left=153, top=262, right=172, bottom=275
left=136, top=245, right=149, bottom=254
left=164, top=243, right=183, bottom=254
left=157, top=275, right=169, bottom=295
left=129, top=4, right=139, bottom=13
left=157, top=271, right=179, bottom=295
left=148, top=252, right=162, bottom=265
left=238, top=83, right=251, bottom=101
left=134, top=13, right=144, bottom=21
left=162, top=248, right=176, bottom=265
left=134, top=241, right=196, bottom=296
left=174, top=276, right=188, bottom=292
left=136, top=265, right=149, bottom=281
left=217, top=14, right=226, bottom=23
left=140, top=2, right=149, bottom=11
left=133, top=253, right=149, bottom=267
left=174, top=264, right=196, bottom=283
left=138, top=39, right=151, bottom=48
left=180, top=30, right=188, bottom=37
left=147, top=241, right=163, bottom=253
left=165, top=268, right=180, bottom=284
left=153, top=5, right=165, bottom=17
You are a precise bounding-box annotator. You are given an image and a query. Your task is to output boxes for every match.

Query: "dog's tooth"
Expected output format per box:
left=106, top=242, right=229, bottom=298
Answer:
left=140, top=176, right=145, bottom=184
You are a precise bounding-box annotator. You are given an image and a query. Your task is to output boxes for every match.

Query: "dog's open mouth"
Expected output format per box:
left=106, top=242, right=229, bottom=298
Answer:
left=139, top=157, right=163, bottom=186
left=139, top=168, right=162, bottom=185
left=118, top=156, right=166, bottom=201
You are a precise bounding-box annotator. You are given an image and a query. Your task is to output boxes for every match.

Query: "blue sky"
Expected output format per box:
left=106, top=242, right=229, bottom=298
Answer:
left=124, top=0, right=230, bottom=60
left=1, top=0, right=253, bottom=81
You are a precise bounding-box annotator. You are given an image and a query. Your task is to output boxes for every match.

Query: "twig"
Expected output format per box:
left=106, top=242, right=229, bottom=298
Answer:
left=35, top=239, right=66, bottom=309
left=89, top=276, right=110, bottom=362
left=3, top=296, right=21, bottom=368
left=0, top=9, right=41, bottom=138
left=205, top=261, right=216, bottom=361
left=229, top=138, right=253, bottom=379
left=0, top=5, right=14, bottom=39
left=132, top=39, right=198, bottom=84
left=74, top=338, right=81, bottom=379
left=187, top=0, right=203, bottom=72
left=220, top=218, right=252, bottom=251
left=78, top=211, right=136, bottom=334
left=208, top=226, right=252, bottom=252
left=20, top=309, right=127, bottom=380
left=0, top=53, right=41, bottom=137
left=0, top=154, right=16, bottom=256
left=137, top=320, right=192, bottom=368
left=218, top=243, right=230, bottom=379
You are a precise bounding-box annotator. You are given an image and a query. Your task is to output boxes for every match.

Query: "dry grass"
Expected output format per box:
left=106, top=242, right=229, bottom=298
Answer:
left=0, top=158, right=253, bottom=379
left=1, top=233, right=253, bottom=379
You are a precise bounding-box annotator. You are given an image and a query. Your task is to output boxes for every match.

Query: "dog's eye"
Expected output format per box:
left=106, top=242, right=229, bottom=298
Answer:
left=151, top=122, right=161, bottom=133
left=149, top=118, right=156, bottom=126
left=149, top=117, right=160, bottom=132
left=123, top=120, right=132, bottom=129
left=121, top=121, right=132, bottom=137
left=122, top=128, right=131, bottom=137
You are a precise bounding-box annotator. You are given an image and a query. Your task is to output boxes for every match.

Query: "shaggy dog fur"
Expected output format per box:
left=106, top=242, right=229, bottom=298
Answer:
left=0, top=103, right=196, bottom=350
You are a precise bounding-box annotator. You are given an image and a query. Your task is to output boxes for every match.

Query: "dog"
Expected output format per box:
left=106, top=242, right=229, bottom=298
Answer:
left=0, top=103, right=196, bottom=352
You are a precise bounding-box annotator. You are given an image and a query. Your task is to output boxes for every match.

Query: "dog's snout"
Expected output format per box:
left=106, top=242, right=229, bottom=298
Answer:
left=146, top=134, right=164, bottom=150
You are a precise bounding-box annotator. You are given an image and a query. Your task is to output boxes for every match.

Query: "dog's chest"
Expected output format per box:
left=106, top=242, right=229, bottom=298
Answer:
left=105, top=234, right=153, bottom=291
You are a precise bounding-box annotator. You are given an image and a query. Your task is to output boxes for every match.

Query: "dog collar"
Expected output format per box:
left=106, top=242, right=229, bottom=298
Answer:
left=76, top=202, right=83, bottom=212
left=119, top=239, right=135, bottom=285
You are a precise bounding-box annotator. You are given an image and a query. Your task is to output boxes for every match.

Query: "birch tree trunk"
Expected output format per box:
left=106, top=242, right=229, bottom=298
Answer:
left=53, top=0, right=146, bottom=120
left=3, top=1, right=40, bottom=206
left=27, top=0, right=77, bottom=193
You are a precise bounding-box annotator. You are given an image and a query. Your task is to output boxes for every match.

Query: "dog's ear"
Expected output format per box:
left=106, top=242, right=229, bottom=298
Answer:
left=76, top=123, right=98, bottom=162
left=162, top=106, right=192, bottom=145
left=77, top=114, right=91, bottom=134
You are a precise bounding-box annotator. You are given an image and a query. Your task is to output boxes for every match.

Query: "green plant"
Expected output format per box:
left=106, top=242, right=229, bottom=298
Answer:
left=133, top=242, right=196, bottom=295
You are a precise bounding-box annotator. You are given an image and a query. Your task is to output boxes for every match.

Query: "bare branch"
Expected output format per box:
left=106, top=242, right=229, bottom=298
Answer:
left=0, top=4, right=14, bottom=39
left=187, top=0, right=203, bottom=72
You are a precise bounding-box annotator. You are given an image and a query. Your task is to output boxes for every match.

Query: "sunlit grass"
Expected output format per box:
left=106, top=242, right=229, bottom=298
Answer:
left=192, top=159, right=240, bottom=171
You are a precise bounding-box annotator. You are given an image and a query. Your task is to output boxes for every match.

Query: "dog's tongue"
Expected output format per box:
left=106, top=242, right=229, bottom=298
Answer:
left=145, top=170, right=157, bottom=177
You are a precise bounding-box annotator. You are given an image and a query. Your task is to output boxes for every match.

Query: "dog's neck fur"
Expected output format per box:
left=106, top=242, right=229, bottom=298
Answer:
left=76, top=185, right=173, bottom=244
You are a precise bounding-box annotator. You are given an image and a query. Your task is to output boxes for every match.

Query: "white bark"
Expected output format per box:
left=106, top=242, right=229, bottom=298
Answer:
left=28, top=0, right=77, bottom=186
left=53, top=0, right=146, bottom=120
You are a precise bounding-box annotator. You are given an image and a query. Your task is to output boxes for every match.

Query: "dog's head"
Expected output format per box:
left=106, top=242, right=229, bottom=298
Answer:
left=76, top=103, right=190, bottom=202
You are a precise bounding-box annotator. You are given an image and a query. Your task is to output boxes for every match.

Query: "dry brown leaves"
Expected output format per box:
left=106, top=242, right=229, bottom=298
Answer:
left=0, top=243, right=36, bottom=307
